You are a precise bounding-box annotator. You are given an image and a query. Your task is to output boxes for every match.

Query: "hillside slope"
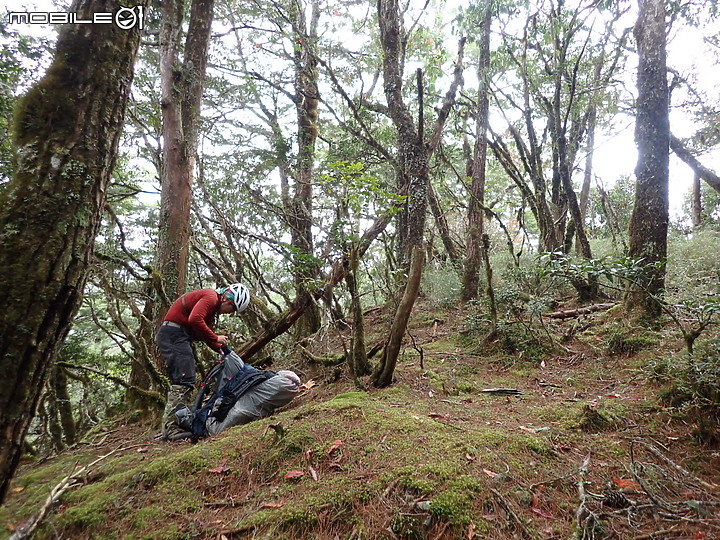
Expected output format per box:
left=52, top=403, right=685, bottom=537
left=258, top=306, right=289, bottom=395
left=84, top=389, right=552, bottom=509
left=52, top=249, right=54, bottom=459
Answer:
left=2, top=302, right=719, bottom=539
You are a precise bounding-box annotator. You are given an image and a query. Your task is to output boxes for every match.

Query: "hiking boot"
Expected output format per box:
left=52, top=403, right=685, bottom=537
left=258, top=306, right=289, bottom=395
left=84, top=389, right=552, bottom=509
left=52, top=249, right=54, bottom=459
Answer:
left=162, top=384, right=193, bottom=439
left=173, top=404, right=195, bottom=431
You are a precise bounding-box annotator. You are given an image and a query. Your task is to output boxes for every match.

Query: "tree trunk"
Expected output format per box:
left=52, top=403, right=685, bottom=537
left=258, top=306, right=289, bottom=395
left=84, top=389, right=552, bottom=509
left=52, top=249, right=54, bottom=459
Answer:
left=374, top=0, right=430, bottom=386
left=157, top=0, right=190, bottom=312
left=462, top=0, right=491, bottom=302
left=691, top=172, right=702, bottom=229
left=428, top=183, right=461, bottom=269
left=627, top=0, right=670, bottom=316
left=155, top=0, right=215, bottom=318
left=0, top=0, right=145, bottom=503
left=373, top=247, right=425, bottom=387
left=289, top=0, right=322, bottom=339
left=345, top=248, right=371, bottom=377
left=481, top=234, right=498, bottom=341
left=54, top=364, right=77, bottom=446
left=577, top=55, right=604, bottom=249
left=45, top=384, right=64, bottom=453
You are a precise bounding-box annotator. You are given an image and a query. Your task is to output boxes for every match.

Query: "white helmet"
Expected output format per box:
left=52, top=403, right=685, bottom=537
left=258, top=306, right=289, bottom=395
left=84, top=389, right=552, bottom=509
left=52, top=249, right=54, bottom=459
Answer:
left=220, top=283, right=250, bottom=313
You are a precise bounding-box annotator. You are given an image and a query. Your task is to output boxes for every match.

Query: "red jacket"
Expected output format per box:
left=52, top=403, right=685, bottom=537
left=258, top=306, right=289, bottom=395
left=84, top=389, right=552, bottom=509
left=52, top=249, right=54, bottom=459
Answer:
left=164, top=289, right=223, bottom=351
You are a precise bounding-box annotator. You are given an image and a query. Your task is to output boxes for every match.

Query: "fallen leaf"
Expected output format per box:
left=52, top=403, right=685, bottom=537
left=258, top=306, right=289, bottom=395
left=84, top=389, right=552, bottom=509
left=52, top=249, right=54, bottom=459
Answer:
left=209, top=459, right=229, bottom=474
left=299, top=379, right=317, bottom=390
left=429, top=412, right=448, bottom=419
left=483, top=468, right=497, bottom=478
left=284, top=470, right=305, bottom=479
left=612, top=478, right=641, bottom=490
left=540, top=360, right=546, bottom=368
left=309, top=466, right=318, bottom=481
left=327, top=440, right=344, bottom=455
left=260, top=501, right=284, bottom=509
left=604, top=393, right=622, bottom=398
left=305, top=449, right=313, bottom=461
left=467, top=522, right=477, bottom=539
left=136, top=447, right=148, bottom=454
left=11, top=487, right=24, bottom=493
left=531, top=507, right=554, bottom=519
left=465, top=453, right=476, bottom=462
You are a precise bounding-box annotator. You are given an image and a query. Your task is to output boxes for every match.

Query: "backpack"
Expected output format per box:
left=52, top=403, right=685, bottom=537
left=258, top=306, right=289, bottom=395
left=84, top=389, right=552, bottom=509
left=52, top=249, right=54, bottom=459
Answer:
left=174, top=346, right=275, bottom=438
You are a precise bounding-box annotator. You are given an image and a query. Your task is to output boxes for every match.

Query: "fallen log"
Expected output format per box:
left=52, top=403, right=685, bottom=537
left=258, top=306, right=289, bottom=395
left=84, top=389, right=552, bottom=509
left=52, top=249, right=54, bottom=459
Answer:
left=481, top=388, right=523, bottom=396
left=543, top=303, right=616, bottom=319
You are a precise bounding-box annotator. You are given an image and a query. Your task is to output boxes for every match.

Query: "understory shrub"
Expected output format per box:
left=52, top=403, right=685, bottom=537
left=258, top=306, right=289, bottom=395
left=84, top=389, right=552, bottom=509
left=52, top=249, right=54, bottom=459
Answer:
left=652, top=337, right=720, bottom=445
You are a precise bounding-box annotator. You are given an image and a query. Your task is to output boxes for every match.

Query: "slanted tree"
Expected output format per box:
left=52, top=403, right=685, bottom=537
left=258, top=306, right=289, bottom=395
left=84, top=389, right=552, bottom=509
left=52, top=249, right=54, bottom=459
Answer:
left=670, top=134, right=720, bottom=196
left=626, top=0, right=670, bottom=316
left=0, top=0, right=146, bottom=503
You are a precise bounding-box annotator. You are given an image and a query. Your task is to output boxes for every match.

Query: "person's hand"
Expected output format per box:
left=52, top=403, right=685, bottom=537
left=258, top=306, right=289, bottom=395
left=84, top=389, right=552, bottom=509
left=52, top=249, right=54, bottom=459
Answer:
left=217, top=335, right=229, bottom=345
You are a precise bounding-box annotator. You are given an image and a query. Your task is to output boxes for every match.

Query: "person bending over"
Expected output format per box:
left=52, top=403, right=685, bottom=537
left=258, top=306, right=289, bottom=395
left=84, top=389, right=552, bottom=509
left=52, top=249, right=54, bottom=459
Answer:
left=157, top=283, right=250, bottom=440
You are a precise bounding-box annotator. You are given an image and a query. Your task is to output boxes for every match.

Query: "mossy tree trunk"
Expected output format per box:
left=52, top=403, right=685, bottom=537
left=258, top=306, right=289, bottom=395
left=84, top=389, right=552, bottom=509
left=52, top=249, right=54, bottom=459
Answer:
left=626, top=0, right=669, bottom=317
left=0, top=0, right=146, bottom=503
left=45, top=385, right=64, bottom=453
left=373, top=246, right=425, bottom=387
left=288, top=0, right=322, bottom=340
left=344, top=248, right=371, bottom=377
left=53, top=363, right=77, bottom=446
left=372, top=0, right=464, bottom=387
left=372, top=0, right=429, bottom=388
left=461, top=0, right=491, bottom=303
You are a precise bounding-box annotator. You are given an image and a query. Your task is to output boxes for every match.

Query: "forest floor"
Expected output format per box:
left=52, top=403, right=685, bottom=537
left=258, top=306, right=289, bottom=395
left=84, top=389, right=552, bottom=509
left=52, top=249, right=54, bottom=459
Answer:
left=2, top=298, right=719, bottom=539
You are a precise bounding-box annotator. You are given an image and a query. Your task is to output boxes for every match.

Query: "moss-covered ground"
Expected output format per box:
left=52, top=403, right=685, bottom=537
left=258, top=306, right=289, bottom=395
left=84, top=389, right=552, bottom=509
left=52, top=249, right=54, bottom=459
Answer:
left=2, top=300, right=719, bottom=539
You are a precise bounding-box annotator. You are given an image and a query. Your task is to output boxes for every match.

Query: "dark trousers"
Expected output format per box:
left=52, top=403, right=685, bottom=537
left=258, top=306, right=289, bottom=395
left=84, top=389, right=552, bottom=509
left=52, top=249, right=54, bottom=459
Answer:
left=156, top=324, right=196, bottom=387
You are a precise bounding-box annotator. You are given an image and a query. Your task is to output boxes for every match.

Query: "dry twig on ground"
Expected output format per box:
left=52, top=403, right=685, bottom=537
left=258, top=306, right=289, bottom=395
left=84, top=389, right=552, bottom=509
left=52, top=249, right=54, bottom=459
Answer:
left=9, top=444, right=142, bottom=540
